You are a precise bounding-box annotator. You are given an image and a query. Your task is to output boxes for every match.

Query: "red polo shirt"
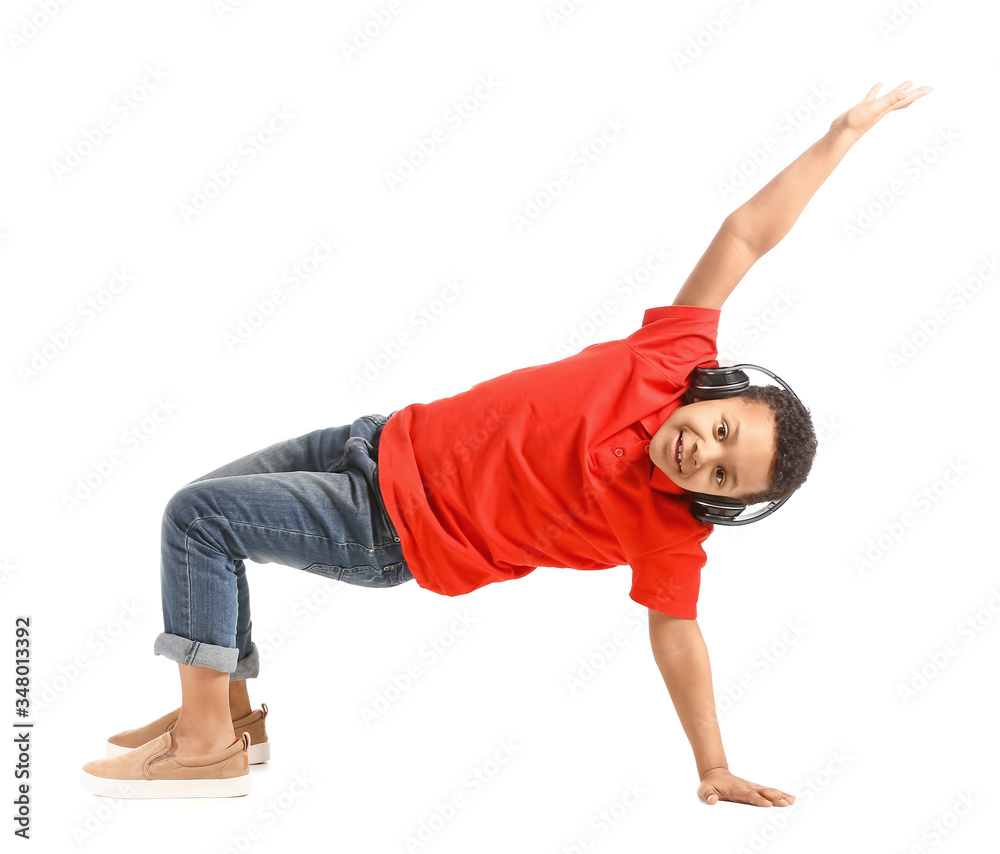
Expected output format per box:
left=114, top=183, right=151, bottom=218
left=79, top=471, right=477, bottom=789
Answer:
left=377, top=304, right=720, bottom=618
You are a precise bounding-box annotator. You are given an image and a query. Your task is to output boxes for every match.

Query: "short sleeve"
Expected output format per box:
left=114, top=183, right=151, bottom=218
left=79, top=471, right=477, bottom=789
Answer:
left=628, top=529, right=710, bottom=619
left=624, top=305, right=721, bottom=388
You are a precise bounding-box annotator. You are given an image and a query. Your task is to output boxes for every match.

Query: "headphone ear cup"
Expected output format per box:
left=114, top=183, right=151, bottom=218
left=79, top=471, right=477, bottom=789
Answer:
left=688, top=365, right=750, bottom=401
left=688, top=491, right=746, bottom=525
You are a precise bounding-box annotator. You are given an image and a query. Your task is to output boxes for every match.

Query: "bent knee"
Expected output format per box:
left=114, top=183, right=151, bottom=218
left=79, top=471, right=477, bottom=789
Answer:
left=162, top=480, right=226, bottom=531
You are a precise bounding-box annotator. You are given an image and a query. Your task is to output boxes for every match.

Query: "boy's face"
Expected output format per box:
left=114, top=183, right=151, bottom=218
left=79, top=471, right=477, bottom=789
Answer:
left=649, top=396, right=776, bottom=501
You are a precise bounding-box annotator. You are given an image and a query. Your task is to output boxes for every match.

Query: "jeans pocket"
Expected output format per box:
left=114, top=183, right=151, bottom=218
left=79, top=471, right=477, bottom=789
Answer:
left=339, top=562, right=405, bottom=588
left=302, top=562, right=344, bottom=581
left=302, top=558, right=410, bottom=587
left=372, top=560, right=413, bottom=587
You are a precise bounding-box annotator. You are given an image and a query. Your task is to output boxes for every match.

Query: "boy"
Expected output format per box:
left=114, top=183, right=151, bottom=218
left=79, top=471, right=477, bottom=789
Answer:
left=81, top=80, right=931, bottom=805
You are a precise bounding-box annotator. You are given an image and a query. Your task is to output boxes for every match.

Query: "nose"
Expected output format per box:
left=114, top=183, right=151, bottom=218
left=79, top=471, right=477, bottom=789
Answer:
left=693, top=437, right=721, bottom=468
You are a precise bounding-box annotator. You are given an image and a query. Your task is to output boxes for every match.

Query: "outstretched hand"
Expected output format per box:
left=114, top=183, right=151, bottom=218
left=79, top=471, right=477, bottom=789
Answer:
left=697, top=768, right=796, bottom=808
left=829, top=80, right=933, bottom=140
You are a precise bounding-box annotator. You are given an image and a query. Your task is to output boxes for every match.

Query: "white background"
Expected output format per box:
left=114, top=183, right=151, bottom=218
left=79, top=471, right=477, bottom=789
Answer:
left=2, top=0, right=998, bottom=851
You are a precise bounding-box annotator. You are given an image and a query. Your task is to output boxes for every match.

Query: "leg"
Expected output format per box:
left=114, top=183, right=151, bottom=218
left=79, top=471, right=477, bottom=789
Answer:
left=201, top=424, right=388, bottom=717
left=228, top=677, right=252, bottom=719
left=154, top=434, right=408, bottom=677
left=182, top=424, right=357, bottom=684
left=171, top=664, right=236, bottom=758
left=86, top=419, right=404, bottom=791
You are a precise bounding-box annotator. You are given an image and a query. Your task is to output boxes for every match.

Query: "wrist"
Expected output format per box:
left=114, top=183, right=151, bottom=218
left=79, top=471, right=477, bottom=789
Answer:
left=826, top=122, right=862, bottom=149
left=699, top=764, right=730, bottom=780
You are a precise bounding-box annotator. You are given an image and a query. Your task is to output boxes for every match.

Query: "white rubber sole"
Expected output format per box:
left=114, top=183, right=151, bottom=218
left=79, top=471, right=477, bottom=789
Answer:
left=106, top=739, right=270, bottom=765
left=81, top=770, right=251, bottom=799
left=248, top=741, right=270, bottom=764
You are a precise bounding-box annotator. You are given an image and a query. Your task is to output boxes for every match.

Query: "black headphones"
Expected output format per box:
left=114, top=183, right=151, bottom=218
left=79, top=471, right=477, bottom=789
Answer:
left=682, top=363, right=802, bottom=526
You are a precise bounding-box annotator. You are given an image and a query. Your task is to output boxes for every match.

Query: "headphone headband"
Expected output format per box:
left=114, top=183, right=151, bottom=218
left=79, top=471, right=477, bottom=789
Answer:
left=683, top=363, right=802, bottom=527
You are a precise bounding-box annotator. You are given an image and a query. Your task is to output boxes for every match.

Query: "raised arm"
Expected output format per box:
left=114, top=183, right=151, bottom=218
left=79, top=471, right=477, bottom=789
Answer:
left=673, top=80, right=932, bottom=311
left=648, top=608, right=795, bottom=807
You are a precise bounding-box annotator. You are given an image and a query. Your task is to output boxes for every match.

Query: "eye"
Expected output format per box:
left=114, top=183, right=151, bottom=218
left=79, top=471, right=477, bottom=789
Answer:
left=716, top=422, right=727, bottom=440
left=716, top=466, right=724, bottom=486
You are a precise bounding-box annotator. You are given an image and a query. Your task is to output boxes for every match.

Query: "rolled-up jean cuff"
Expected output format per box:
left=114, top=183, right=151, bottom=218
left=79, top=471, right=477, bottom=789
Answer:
left=231, top=643, right=260, bottom=681
left=153, top=632, right=238, bottom=674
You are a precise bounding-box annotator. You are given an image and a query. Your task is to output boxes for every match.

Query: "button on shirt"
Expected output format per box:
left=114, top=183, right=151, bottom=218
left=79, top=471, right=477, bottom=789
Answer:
left=377, top=305, right=721, bottom=618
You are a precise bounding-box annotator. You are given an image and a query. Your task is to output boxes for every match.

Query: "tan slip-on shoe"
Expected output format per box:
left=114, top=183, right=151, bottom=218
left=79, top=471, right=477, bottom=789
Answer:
left=107, top=703, right=270, bottom=764
left=82, top=731, right=251, bottom=799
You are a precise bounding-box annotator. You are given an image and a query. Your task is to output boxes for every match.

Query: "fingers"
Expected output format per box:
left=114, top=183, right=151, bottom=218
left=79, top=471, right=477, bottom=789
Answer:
left=867, top=80, right=931, bottom=122
left=756, top=786, right=795, bottom=806
left=748, top=791, right=776, bottom=807
left=866, top=79, right=932, bottom=112
left=733, top=785, right=783, bottom=807
left=699, top=783, right=796, bottom=807
left=740, top=790, right=791, bottom=807
left=891, top=80, right=915, bottom=104
left=887, top=88, right=932, bottom=114
left=896, top=84, right=934, bottom=108
left=886, top=80, right=933, bottom=106
left=698, top=782, right=723, bottom=805
left=874, top=80, right=911, bottom=109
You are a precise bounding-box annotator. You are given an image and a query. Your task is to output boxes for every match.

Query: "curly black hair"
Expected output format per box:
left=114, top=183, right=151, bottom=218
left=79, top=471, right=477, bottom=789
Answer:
left=737, top=385, right=818, bottom=505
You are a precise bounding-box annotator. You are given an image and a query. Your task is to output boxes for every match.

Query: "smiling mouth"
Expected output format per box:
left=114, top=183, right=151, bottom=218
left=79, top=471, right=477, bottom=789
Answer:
left=669, top=430, right=683, bottom=473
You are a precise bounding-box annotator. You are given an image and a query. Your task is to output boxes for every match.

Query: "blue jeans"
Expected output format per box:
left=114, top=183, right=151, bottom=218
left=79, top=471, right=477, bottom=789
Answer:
left=153, top=413, right=412, bottom=679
